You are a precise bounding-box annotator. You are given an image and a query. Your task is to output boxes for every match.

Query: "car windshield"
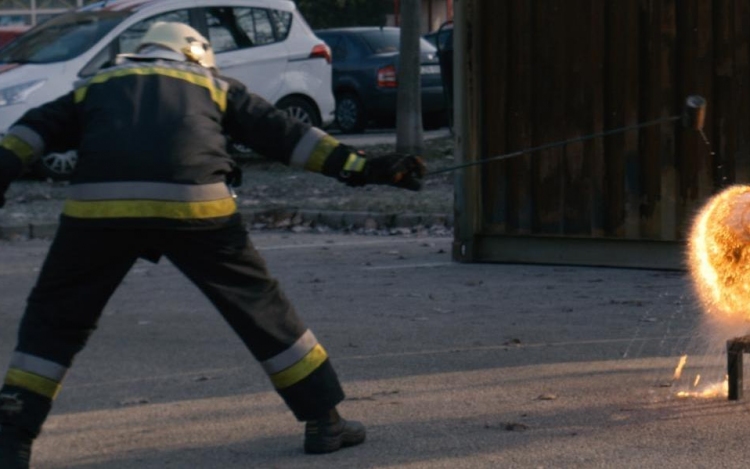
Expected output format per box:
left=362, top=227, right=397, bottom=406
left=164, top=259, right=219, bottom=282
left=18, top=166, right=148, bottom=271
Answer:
left=0, top=11, right=127, bottom=64
left=359, top=29, right=435, bottom=54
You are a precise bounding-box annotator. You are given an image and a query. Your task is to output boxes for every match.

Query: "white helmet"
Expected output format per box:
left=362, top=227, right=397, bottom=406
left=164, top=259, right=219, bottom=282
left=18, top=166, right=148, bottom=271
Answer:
left=130, top=22, right=216, bottom=69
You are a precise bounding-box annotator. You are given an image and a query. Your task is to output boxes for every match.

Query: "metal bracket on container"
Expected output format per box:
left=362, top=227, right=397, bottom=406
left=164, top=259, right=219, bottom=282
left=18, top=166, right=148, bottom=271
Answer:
left=727, top=336, right=750, bottom=400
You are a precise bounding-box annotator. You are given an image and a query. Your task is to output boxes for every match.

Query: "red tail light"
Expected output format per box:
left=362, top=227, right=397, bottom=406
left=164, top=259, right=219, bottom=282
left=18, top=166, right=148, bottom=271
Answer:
left=310, top=43, right=332, bottom=64
left=377, top=65, right=397, bottom=88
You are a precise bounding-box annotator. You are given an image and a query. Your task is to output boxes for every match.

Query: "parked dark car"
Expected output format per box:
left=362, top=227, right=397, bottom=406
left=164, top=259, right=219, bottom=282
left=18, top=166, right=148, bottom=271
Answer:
left=423, top=21, right=452, bottom=51
left=315, top=26, right=447, bottom=134
left=429, top=21, right=454, bottom=131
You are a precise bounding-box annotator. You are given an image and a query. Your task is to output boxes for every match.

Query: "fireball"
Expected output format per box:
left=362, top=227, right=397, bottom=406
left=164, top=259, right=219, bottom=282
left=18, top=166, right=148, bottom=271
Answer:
left=687, top=185, right=750, bottom=323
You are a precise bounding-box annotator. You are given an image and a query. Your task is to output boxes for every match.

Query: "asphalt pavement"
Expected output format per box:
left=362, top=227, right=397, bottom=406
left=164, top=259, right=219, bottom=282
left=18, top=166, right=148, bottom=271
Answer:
left=1, top=230, right=749, bottom=468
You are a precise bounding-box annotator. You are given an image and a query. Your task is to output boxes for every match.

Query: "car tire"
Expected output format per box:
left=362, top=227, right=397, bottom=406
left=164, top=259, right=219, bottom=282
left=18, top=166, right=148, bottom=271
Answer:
left=335, top=92, right=367, bottom=134
left=277, top=96, right=320, bottom=127
left=33, top=151, right=77, bottom=181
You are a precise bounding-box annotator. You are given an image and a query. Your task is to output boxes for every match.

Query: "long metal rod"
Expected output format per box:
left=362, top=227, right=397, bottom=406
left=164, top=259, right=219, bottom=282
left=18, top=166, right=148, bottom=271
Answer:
left=426, top=115, right=682, bottom=176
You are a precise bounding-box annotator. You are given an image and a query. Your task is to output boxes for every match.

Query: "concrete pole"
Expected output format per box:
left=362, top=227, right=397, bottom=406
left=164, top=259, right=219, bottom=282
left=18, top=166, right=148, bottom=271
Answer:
left=395, top=0, right=425, bottom=155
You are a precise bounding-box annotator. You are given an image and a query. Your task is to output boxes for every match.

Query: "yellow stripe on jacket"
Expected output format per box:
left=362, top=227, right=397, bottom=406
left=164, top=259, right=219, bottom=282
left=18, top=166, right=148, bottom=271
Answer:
left=63, top=198, right=237, bottom=219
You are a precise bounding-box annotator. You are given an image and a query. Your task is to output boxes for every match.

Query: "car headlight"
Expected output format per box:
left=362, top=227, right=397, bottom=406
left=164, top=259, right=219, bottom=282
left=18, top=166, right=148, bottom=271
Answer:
left=0, top=79, right=47, bottom=107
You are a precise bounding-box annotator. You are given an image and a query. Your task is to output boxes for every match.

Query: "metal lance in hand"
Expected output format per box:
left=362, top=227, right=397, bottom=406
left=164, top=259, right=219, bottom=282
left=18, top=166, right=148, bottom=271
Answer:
left=683, top=95, right=707, bottom=131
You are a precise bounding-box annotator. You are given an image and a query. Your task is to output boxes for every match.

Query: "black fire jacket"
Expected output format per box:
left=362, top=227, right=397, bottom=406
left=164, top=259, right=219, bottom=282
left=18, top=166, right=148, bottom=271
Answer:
left=0, top=58, right=361, bottom=229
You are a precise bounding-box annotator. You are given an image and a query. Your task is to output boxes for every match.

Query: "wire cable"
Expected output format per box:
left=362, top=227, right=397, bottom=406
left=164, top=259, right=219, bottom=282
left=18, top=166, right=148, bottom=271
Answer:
left=426, top=115, right=682, bottom=176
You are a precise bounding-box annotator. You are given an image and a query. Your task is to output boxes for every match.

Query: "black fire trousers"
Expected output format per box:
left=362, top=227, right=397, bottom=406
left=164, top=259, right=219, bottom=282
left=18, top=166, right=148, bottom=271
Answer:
left=0, top=220, right=344, bottom=437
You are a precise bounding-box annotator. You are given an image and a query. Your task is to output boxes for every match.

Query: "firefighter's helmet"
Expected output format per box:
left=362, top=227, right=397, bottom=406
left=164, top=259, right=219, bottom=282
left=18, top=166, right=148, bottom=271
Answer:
left=135, top=22, right=216, bottom=69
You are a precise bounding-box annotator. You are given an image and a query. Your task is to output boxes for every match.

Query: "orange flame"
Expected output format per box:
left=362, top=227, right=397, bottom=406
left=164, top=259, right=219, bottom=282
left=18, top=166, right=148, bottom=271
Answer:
left=677, top=187, right=750, bottom=399
left=673, top=355, right=688, bottom=380
left=687, top=185, right=750, bottom=323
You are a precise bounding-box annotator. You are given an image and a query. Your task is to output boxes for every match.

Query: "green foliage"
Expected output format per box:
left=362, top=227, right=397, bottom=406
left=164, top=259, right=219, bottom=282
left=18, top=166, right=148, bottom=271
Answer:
left=294, top=0, right=391, bottom=29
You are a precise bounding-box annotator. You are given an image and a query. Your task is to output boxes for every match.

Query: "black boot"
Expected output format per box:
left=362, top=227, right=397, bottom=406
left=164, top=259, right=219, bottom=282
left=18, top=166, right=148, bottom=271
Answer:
left=304, top=408, right=366, bottom=454
left=0, top=425, right=33, bottom=469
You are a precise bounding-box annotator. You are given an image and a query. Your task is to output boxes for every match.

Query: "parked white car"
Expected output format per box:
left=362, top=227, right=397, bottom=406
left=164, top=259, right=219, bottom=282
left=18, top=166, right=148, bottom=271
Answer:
left=0, top=0, right=335, bottom=179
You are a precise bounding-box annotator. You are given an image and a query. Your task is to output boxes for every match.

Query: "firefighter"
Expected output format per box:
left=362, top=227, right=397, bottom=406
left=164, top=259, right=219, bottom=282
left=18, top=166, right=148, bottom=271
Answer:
left=0, top=22, right=425, bottom=467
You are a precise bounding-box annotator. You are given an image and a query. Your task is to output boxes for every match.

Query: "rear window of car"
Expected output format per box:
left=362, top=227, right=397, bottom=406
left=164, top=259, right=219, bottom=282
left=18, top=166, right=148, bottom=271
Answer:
left=205, top=7, right=293, bottom=53
left=270, top=9, right=293, bottom=39
left=359, top=29, right=400, bottom=54
left=0, top=11, right=128, bottom=64
left=359, top=29, right=437, bottom=55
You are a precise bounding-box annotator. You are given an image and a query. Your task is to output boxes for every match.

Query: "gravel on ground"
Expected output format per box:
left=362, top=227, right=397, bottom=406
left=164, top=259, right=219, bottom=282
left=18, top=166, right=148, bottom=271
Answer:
left=0, top=135, right=456, bottom=235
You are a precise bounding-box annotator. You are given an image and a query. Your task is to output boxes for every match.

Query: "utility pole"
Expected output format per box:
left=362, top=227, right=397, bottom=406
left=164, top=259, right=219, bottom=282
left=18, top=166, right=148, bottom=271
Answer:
left=395, top=0, right=424, bottom=155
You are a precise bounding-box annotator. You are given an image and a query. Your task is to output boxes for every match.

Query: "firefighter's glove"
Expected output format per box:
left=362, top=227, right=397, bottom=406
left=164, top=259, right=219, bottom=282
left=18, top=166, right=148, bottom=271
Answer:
left=363, top=153, right=426, bottom=191
left=0, top=176, right=13, bottom=207
left=0, top=173, right=15, bottom=207
left=0, top=149, right=25, bottom=208
left=0, top=177, right=8, bottom=208
left=325, top=145, right=426, bottom=191
left=226, top=165, right=243, bottom=188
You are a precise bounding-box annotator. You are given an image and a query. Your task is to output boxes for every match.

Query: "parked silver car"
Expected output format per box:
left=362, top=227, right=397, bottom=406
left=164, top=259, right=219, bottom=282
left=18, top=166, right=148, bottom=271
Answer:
left=0, top=0, right=335, bottom=179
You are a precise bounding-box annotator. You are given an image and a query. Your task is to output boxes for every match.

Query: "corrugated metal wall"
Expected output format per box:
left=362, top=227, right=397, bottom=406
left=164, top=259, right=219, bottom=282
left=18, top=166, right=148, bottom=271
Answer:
left=453, top=0, right=750, bottom=268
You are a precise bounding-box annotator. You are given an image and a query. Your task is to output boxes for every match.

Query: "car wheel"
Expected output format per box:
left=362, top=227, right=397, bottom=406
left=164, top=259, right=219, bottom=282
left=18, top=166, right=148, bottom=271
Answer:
left=34, top=150, right=77, bottom=180
left=335, top=92, right=367, bottom=134
left=277, top=97, right=320, bottom=127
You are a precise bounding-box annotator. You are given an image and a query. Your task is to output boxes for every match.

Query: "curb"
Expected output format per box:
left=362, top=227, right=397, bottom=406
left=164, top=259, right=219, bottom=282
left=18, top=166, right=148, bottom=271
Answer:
left=245, top=209, right=453, bottom=231
left=0, top=208, right=454, bottom=241
left=0, top=222, right=58, bottom=241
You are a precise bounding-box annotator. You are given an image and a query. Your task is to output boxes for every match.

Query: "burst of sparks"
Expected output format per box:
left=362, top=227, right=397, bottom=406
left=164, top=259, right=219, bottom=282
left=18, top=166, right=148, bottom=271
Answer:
left=671, top=356, right=727, bottom=399
left=676, top=376, right=728, bottom=399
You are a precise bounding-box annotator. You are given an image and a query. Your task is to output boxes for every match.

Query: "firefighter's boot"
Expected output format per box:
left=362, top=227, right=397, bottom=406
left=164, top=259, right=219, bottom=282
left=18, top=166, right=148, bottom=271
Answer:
left=0, top=425, right=33, bottom=469
left=304, top=408, right=366, bottom=454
